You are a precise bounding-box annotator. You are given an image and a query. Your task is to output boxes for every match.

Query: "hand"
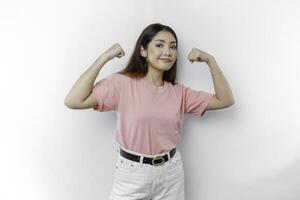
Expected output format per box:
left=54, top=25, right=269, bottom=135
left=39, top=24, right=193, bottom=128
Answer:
left=104, top=43, right=125, bottom=61
left=187, top=47, right=214, bottom=64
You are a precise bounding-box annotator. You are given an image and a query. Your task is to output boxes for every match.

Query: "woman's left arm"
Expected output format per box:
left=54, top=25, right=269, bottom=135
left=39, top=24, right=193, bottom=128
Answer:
left=206, top=57, right=235, bottom=108
left=187, top=47, right=235, bottom=110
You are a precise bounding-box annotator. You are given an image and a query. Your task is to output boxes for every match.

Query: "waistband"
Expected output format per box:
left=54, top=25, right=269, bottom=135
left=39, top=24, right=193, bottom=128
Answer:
left=118, top=145, right=175, bottom=157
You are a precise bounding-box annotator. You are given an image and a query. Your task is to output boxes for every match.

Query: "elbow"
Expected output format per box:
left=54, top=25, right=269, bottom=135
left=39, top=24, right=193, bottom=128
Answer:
left=219, top=98, right=235, bottom=108
left=226, top=99, right=235, bottom=107
left=64, top=98, right=77, bottom=109
left=64, top=100, right=73, bottom=109
left=216, top=96, right=235, bottom=108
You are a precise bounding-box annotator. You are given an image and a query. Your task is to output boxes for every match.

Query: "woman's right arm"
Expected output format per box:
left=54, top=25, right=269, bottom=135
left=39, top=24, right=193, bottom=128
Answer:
left=64, top=43, right=125, bottom=109
left=64, top=53, right=111, bottom=109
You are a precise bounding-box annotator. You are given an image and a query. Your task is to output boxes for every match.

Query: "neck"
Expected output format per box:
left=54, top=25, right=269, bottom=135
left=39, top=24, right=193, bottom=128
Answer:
left=145, top=71, right=164, bottom=86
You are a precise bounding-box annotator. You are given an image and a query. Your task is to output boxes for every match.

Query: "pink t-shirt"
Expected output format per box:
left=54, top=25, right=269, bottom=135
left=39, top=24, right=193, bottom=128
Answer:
left=92, top=73, right=213, bottom=155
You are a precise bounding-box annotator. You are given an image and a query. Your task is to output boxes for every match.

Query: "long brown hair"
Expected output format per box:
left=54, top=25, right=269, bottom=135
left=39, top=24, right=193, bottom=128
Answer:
left=115, top=23, right=179, bottom=85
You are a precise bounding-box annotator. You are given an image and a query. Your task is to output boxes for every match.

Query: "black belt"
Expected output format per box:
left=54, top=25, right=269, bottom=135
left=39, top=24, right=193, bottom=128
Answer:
left=119, top=147, right=176, bottom=166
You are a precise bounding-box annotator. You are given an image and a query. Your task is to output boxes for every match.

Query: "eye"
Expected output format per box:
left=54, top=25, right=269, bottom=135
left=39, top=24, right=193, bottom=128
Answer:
left=156, top=44, right=177, bottom=50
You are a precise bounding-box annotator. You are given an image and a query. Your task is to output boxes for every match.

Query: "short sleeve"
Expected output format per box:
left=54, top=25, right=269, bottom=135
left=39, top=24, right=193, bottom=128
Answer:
left=182, top=86, right=214, bottom=117
left=92, top=74, right=121, bottom=112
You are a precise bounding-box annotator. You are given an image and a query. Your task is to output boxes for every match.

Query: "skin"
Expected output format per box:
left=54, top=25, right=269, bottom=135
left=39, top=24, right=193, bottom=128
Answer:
left=140, top=31, right=177, bottom=87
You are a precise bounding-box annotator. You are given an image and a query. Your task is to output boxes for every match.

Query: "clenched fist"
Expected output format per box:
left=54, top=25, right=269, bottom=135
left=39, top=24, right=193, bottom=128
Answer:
left=187, top=47, right=214, bottom=64
left=104, top=43, right=125, bottom=61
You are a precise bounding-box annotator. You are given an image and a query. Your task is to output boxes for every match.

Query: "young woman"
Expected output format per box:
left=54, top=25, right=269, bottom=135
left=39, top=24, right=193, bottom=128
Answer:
left=65, top=23, right=234, bottom=200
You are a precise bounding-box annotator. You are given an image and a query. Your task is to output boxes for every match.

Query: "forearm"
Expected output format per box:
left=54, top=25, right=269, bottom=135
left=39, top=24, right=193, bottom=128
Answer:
left=207, top=58, right=235, bottom=105
left=64, top=53, right=110, bottom=105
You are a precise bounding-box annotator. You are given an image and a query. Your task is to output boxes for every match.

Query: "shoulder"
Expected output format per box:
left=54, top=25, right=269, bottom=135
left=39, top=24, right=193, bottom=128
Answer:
left=105, top=73, right=137, bottom=90
left=171, top=82, right=186, bottom=92
left=109, top=73, right=132, bottom=81
left=95, top=73, right=126, bottom=92
left=104, top=73, right=128, bottom=84
left=111, top=73, right=146, bottom=85
left=170, top=82, right=204, bottom=96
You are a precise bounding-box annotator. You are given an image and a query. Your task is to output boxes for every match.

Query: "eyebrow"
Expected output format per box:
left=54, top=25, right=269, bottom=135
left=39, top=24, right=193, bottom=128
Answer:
left=154, top=39, right=177, bottom=44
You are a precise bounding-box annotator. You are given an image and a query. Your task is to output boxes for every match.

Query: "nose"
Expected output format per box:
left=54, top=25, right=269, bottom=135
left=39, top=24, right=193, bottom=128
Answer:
left=163, top=47, right=172, bottom=56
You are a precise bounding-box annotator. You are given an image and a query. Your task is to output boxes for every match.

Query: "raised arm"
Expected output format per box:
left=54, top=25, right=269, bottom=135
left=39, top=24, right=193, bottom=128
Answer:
left=187, top=47, right=235, bottom=110
left=64, top=53, right=110, bottom=109
left=64, top=43, right=125, bottom=109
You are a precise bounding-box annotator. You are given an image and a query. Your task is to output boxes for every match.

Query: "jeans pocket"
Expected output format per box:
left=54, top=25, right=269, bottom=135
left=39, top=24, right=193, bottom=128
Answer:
left=166, top=153, right=183, bottom=171
left=115, top=157, right=139, bottom=174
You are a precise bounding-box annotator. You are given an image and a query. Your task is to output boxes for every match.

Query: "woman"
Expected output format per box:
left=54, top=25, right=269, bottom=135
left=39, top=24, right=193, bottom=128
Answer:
left=65, top=23, right=234, bottom=200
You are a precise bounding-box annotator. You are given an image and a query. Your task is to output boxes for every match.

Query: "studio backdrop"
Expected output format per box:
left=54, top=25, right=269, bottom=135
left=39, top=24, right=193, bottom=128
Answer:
left=1, top=0, right=299, bottom=200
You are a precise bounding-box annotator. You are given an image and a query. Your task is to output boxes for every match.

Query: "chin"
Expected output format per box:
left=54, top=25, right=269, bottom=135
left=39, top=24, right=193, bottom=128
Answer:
left=157, top=66, right=171, bottom=71
left=152, top=63, right=173, bottom=71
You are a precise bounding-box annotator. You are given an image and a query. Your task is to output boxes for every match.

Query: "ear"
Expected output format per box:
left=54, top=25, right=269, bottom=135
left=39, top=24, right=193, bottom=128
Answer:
left=140, top=46, right=147, bottom=58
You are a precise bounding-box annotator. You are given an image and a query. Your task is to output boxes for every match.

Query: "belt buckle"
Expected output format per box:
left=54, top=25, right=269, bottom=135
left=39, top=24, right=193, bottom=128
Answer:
left=151, top=155, right=165, bottom=166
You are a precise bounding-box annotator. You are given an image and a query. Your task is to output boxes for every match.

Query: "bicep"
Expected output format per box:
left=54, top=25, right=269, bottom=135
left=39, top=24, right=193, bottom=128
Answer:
left=82, top=91, right=98, bottom=109
left=206, top=94, right=228, bottom=110
left=65, top=92, right=98, bottom=109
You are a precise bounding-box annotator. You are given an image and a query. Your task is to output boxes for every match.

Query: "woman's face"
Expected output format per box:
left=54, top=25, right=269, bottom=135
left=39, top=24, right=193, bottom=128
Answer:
left=141, top=31, right=177, bottom=72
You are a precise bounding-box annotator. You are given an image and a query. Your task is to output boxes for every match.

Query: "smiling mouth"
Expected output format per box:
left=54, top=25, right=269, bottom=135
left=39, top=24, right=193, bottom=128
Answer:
left=160, top=59, right=172, bottom=63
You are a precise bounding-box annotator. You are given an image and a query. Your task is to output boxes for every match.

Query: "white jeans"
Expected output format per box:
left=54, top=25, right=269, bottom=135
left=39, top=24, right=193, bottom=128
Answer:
left=109, top=145, right=185, bottom=200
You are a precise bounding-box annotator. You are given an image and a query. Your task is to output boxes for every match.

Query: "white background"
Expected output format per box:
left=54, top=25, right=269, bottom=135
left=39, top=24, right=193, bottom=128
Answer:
left=1, top=0, right=300, bottom=199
